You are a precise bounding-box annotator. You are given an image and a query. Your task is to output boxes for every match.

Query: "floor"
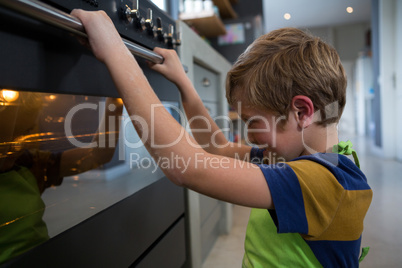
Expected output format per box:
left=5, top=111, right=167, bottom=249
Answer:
left=202, top=136, right=402, bottom=268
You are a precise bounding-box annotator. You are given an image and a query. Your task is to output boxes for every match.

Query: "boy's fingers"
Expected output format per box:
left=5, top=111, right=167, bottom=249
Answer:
left=68, top=10, right=92, bottom=49
left=70, top=8, right=85, bottom=21
left=147, top=60, right=158, bottom=70
left=76, top=36, right=89, bottom=46
left=148, top=63, right=165, bottom=74
left=153, top=47, right=164, bottom=54
left=153, top=47, right=174, bottom=60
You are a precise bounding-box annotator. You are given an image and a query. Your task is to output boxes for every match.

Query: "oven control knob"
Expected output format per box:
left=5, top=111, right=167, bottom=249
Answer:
left=175, top=30, right=182, bottom=47
left=145, top=8, right=154, bottom=36
left=136, top=17, right=146, bottom=31
left=122, top=0, right=140, bottom=23
left=122, top=0, right=144, bottom=30
left=165, top=24, right=174, bottom=48
left=155, top=17, right=164, bottom=42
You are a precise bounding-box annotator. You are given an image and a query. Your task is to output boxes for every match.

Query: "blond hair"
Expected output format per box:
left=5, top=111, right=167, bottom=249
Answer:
left=226, top=27, right=347, bottom=126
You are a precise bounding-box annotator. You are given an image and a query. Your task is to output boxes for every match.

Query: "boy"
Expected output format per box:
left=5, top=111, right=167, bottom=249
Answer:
left=71, top=10, right=372, bottom=267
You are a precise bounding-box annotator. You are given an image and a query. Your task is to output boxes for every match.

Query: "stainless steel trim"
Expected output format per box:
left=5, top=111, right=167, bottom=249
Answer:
left=0, top=0, right=164, bottom=64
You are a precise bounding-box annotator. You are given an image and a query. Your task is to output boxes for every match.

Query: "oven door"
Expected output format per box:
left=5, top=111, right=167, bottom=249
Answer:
left=0, top=1, right=186, bottom=267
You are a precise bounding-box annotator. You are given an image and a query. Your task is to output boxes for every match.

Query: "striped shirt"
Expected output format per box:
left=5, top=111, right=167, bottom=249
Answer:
left=243, top=149, right=373, bottom=267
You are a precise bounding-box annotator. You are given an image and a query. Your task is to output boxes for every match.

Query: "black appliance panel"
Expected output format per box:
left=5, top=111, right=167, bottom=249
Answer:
left=2, top=178, right=185, bottom=267
left=0, top=0, right=186, bottom=266
left=0, top=1, right=179, bottom=101
left=44, top=0, right=178, bottom=50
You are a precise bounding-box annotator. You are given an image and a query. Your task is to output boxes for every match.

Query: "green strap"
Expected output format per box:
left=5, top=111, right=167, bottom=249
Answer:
left=332, top=140, right=360, bottom=169
left=359, top=247, right=370, bottom=263
left=333, top=141, right=369, bottom=264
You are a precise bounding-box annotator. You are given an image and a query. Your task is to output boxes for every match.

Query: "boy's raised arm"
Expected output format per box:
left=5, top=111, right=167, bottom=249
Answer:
left=70, top=9, right=272, bottom=209
left=148, top=48, right=252, bottom=159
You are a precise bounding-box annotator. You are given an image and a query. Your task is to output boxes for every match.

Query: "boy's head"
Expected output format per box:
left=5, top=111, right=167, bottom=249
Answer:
left=226, top=27, right=347, bottom=126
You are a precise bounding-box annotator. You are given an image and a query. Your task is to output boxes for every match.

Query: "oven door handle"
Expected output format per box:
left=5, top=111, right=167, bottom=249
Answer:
left=0, top=0, right=164, bottom=64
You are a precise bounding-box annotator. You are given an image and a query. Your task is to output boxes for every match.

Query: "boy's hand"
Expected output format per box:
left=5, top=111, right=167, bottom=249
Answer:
left=148, top=47, right=188, bottom=87
left=71, top=9, right=130, bottom=64
left=71, top=10, right=186, bottom=87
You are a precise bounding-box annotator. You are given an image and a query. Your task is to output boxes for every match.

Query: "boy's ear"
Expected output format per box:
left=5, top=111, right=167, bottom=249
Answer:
left=291, top=95, right=314, bottom=128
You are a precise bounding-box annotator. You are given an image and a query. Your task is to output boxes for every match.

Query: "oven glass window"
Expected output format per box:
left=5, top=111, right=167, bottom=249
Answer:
left=0, top=89, right=178, bottom=264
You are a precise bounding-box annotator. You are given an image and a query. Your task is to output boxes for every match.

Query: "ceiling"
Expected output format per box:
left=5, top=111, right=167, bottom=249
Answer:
left=262, top=0, right=372, bottom=32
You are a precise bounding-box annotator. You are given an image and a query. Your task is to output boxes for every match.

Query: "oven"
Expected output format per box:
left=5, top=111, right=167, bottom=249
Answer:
left=0, top=0, right=186, bottom=266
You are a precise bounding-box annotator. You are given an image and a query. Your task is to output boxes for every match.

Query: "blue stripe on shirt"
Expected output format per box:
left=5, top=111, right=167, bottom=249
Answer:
left=250, top=147, right=265, bottom=164
left=258, top=163, right=309, bottom=234
left=306, top=237, right=362, bottom=268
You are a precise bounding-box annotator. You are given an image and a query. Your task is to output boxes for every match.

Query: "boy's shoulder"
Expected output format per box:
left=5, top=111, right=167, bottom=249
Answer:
left=288, top=153, right=369, bottom=190
left=250, top=147, right=369, bottom=190
left=291, top=153, right=357, bottom=173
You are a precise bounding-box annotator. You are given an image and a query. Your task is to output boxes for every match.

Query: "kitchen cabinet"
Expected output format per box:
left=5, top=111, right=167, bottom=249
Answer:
left=212, top=0, right=237, bottom=19
left=180, top=0, right=237, bottom=38
left=178, top=21, right=232, bottom=268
